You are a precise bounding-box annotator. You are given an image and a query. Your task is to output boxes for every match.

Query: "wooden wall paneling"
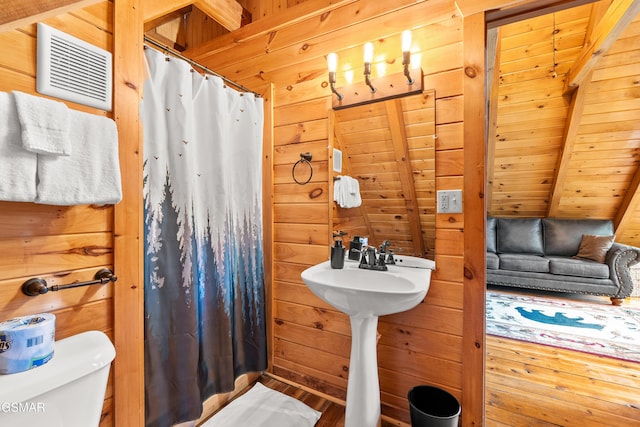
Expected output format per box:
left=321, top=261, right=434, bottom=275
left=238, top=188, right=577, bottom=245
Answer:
left=0, top=233, right=113, bottom=279
left=113, top=0, right=144, bottom=425
left=0, top=2, right=125, bottom=425
left=0, top=203, right=113, bottom=238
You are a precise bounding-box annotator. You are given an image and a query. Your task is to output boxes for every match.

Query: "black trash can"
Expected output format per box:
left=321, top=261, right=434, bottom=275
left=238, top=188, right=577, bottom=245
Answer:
left=408, top=385, right=460, bottom=427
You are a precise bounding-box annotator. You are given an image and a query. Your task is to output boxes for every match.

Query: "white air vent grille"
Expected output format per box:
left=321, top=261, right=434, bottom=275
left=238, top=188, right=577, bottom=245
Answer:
left=37, top=23, right=112, bottom=111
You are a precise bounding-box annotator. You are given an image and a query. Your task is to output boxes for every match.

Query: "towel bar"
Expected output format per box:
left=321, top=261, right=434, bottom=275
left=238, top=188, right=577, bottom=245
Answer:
left=22, top=268, right=117, bottom=297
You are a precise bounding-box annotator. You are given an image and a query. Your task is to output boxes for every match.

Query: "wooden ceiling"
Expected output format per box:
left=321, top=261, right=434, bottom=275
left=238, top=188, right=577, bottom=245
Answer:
left=487, top=0, right=640, bottom=246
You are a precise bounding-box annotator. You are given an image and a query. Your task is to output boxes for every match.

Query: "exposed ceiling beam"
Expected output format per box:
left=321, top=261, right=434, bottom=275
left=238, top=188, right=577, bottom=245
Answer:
left=546, top=72, right=592, bottom=217
left=385, top=99, right=426, bottom=257
left=184, top=0, right=357, bottom=63
left=564, top=0, right=640, bottom=93
left=614, top=164, right=640, bottom=237
left=0, top=0, right=101, bottom=33
left=144, top=5, right=192, bottom=33
left=194, top=0, right=242, bottom=31
left=548, top=3, right=601, bottom=216
left=484, top=0, right=598, bottom=28
left=455, top=0, right=540, bottom=16
left=485, top=27, right=501, bottom=213
left=143, top=0, right=242, bottom=31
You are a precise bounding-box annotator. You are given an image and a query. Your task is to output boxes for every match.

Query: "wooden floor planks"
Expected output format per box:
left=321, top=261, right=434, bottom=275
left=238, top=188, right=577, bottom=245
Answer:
left=486, top=337, right=640, bottom=425
left=202, top=297, right=640, bottom=426
left=485, top=301, right=640, bottom=427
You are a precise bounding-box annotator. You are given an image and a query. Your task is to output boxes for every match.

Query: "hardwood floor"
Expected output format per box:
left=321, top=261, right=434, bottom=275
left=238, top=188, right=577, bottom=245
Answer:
left=206, top=295, right=640, bottom=426
left=486, top=336, right=640, bottom=426
left=485, top=294, right=640, bottom=427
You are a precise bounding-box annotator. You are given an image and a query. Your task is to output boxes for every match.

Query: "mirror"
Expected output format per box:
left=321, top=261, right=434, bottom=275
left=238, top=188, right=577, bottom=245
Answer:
left=329, top=90, right=436, bottom=258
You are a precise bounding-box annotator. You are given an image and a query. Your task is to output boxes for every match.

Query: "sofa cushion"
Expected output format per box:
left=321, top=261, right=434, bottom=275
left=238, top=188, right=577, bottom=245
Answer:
left=487, top=217, right=497, bottom=253
left=498, top=253, right=549, bottom=273
left=547, top=256, right=610, bottom=279
left=497, top=218, right=544, bottom=255
left=542, top=218, right=614, bottom=256
left=487, top=252, right=499, bottom=270
left=575, top=234, right=615, bottom=263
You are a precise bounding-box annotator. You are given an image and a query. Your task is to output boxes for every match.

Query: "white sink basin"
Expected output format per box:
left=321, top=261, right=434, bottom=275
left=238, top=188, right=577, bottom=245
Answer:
left=300, top=254, right=435, bottom=427
left=301, top=255, right=435, bottom=317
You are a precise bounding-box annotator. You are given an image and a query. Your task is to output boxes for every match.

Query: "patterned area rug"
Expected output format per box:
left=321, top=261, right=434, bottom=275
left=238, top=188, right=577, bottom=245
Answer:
left=486, top=291, right=640, bottom=363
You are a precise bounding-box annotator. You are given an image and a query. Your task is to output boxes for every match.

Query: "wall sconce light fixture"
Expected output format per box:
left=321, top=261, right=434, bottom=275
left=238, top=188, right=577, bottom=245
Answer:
left=363, top=42, right=376, bottom=93
left=327, top=52, right=343, bottom=101
left=328, top=30, right=423, bottom=110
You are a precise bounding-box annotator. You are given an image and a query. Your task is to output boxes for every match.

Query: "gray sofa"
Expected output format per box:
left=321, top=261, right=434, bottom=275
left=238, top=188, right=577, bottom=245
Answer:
left=486, top=217, right=640, bottom=305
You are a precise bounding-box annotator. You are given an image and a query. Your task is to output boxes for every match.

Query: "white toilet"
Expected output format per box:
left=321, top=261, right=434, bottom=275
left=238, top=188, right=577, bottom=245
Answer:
left=0, top=330, right=115, bottom=427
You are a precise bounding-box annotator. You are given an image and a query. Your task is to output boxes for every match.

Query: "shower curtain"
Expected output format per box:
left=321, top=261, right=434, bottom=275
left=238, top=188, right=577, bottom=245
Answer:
left=141, top=47, right=267, bottom=427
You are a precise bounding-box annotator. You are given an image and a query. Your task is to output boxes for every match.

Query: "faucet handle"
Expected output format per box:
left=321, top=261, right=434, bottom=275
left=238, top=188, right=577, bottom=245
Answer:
left=386, top=250, right=396, bottom=265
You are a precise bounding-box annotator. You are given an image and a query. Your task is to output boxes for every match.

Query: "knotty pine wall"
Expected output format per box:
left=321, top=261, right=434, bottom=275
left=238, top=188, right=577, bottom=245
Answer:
left=0, top=3, right=114, bottom=425
left=0, top=1, right=145, bottom=425
left=189, top=1, right=485, bottom=424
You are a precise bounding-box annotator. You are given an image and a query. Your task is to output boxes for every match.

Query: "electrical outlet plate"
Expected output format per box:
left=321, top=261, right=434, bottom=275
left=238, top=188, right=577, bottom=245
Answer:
left=437, top=190, right=462, bottom=213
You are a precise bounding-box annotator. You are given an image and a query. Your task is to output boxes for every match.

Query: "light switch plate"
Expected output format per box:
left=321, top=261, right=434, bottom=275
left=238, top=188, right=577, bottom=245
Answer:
left=437, top=190, right=463, bottom=213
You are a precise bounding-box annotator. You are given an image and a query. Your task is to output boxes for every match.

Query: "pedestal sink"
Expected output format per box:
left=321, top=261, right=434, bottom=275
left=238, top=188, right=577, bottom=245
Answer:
left=301, top=255, right=435, bottom=427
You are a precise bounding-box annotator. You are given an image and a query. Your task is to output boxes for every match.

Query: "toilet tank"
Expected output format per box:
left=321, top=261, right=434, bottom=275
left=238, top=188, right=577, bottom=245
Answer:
left=0, top=330, right=115, bottom=427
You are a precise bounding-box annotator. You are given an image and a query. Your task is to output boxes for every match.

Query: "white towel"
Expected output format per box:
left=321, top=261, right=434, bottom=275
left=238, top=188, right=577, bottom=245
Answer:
left=333, top=175, right=362, bottom=208
left=0, top=92, right=37, bottom=202
left=201, top=382, right=321, bottom=427
left=12, top=91, right=71, bottom=156
left=35, top=110, right=122, bottom=205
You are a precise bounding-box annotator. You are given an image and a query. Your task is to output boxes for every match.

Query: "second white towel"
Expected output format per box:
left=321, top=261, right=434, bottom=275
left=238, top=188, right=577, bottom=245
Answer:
left=36, top=111, right=122, bottom=205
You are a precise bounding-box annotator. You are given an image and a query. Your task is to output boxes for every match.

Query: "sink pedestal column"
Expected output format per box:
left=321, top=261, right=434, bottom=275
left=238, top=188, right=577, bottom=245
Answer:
left=345, top=315, right=381, bottom=427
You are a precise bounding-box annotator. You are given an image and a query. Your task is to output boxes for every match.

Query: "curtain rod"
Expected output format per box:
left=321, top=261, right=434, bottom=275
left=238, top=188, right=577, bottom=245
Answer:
left=143, top=36, right=260, bottom=97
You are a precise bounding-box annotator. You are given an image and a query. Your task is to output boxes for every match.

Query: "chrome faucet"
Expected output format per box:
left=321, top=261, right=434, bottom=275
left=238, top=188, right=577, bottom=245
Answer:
left=358, top=245, right=388, bottom=271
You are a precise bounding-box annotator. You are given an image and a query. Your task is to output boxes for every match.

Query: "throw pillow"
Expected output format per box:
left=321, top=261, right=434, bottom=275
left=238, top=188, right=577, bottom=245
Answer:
left=575, top=234, right=614, bottom=263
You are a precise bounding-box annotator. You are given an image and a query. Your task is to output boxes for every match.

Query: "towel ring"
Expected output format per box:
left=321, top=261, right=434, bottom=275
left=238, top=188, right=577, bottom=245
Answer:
left=292, top=152, right=313, bottom=185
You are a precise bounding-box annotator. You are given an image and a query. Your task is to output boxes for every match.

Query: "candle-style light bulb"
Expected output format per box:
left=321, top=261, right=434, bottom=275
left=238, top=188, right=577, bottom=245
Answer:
left=327, top=52, right=343, bottom=101
left=364, top=42, right=374, bottom=64
left=327, top=52, right=338, bottom=73
left=363, top=42, right=376, bottom=93
left=402, top=30, right=412, bottom=53
left=401, top=30, right=414, bottom=84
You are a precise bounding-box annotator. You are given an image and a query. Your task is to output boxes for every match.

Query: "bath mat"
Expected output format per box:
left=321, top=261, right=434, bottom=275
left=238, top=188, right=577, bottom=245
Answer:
left=201, top=382, right=322, bottom=427
left=486, top=291, right=640, bottom=363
